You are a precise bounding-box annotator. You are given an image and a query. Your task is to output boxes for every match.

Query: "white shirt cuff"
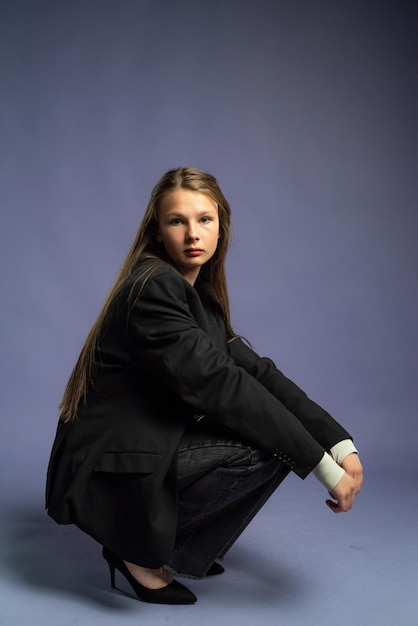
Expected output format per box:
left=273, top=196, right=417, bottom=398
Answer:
left=330, top=439, right=358, bottom=465
left=312, top=452, right=345, bottom=492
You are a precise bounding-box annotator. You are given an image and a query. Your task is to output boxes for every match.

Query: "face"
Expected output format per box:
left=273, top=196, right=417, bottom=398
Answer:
left=157, top=188, right=219, bottom=285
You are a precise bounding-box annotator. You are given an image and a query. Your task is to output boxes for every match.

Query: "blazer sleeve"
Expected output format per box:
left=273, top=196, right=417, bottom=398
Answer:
left=125, top=265, right=328, bottom=479
left=227, top=338, right=352, bottom=451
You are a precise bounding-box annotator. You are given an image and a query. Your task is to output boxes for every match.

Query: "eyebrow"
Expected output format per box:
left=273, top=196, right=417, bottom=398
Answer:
left=164, top=208, right=218, bottom=217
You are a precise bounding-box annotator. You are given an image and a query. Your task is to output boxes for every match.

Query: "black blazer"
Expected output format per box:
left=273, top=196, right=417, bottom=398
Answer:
left=46, top=259, right=351, bottom=566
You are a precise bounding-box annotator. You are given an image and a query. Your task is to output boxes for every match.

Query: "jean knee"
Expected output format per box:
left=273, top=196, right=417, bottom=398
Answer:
left=226, top=444, right=271, bottom=470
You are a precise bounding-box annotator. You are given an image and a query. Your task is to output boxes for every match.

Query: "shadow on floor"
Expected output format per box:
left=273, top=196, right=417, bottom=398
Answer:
left=1, top=501, right=306, bottom=609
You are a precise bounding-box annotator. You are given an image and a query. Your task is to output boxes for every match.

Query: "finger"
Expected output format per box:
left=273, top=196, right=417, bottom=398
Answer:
left=326, top=499, right=342, bottom=513
left=326, top=497, right=355, bottom=513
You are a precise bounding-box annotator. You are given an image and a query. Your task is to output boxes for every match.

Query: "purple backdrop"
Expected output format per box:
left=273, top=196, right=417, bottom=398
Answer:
left=1, top=0, right=417, bottom=502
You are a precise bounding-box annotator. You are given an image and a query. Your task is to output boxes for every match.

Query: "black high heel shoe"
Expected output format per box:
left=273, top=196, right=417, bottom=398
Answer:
left=206, top=562, right=225, bottom=576
left=102, top=547, right=197, bottom=605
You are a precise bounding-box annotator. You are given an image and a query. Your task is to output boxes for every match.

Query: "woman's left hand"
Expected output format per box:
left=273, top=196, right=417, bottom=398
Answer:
left=341, top=453, right=363, bottom=494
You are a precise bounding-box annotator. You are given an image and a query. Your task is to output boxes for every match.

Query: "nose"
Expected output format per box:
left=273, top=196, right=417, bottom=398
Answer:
left=185, top=223, right=199, bottom=241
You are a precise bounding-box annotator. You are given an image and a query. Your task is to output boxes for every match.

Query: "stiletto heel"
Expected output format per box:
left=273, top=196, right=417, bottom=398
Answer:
left=102, top=547, right=197, bottom=605
left=106, top=560, right=116, bottom=589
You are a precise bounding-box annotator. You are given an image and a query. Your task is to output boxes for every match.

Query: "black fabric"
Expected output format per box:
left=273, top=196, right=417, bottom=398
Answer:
left=46, top=258, right=351, bottom=567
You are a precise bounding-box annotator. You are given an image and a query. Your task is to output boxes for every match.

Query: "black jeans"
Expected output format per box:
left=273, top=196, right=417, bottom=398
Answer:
left=167, top=423, right=290, bottom=578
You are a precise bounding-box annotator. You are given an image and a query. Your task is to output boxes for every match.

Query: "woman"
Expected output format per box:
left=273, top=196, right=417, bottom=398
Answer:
left=46, top=167, right=363, bottom=605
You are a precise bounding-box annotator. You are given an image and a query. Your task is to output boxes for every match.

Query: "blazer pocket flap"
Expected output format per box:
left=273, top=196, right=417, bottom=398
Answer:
left=94, top=451, right=163, bottom=474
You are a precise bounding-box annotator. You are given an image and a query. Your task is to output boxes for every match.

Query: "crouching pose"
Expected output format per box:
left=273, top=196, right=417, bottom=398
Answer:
left=46, top=167, right=363, bottom=605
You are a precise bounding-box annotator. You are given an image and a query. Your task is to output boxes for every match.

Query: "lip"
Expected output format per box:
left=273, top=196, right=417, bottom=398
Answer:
left=184, top=248, right=204, bottom=257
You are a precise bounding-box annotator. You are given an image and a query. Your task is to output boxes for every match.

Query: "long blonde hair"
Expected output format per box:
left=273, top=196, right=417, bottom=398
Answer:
left=59, top=167, right=234, bottom=422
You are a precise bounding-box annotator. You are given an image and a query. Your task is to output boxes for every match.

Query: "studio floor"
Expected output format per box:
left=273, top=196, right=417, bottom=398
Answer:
left=1, top=469, right=417, bottom=626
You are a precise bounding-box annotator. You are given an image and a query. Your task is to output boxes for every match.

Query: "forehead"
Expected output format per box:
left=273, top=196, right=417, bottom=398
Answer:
left=159, top=188, right=218, bottom=213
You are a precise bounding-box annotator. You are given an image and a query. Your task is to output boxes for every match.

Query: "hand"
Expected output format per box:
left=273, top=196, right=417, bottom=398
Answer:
left=341, top=453, right=363, bottom=495
left=326, top=472, right=356, bottom=513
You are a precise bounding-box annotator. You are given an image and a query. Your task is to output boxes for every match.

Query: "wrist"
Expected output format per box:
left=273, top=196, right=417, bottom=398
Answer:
left=313, top=452, right=345, bottom=492
left=330, top=440, right=358, bottom=465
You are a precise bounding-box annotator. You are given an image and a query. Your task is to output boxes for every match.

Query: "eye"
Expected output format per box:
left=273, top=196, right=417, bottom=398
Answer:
left=169, top=217, right=183, bottom=225
left=200, top=216, right=212, bottom=223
